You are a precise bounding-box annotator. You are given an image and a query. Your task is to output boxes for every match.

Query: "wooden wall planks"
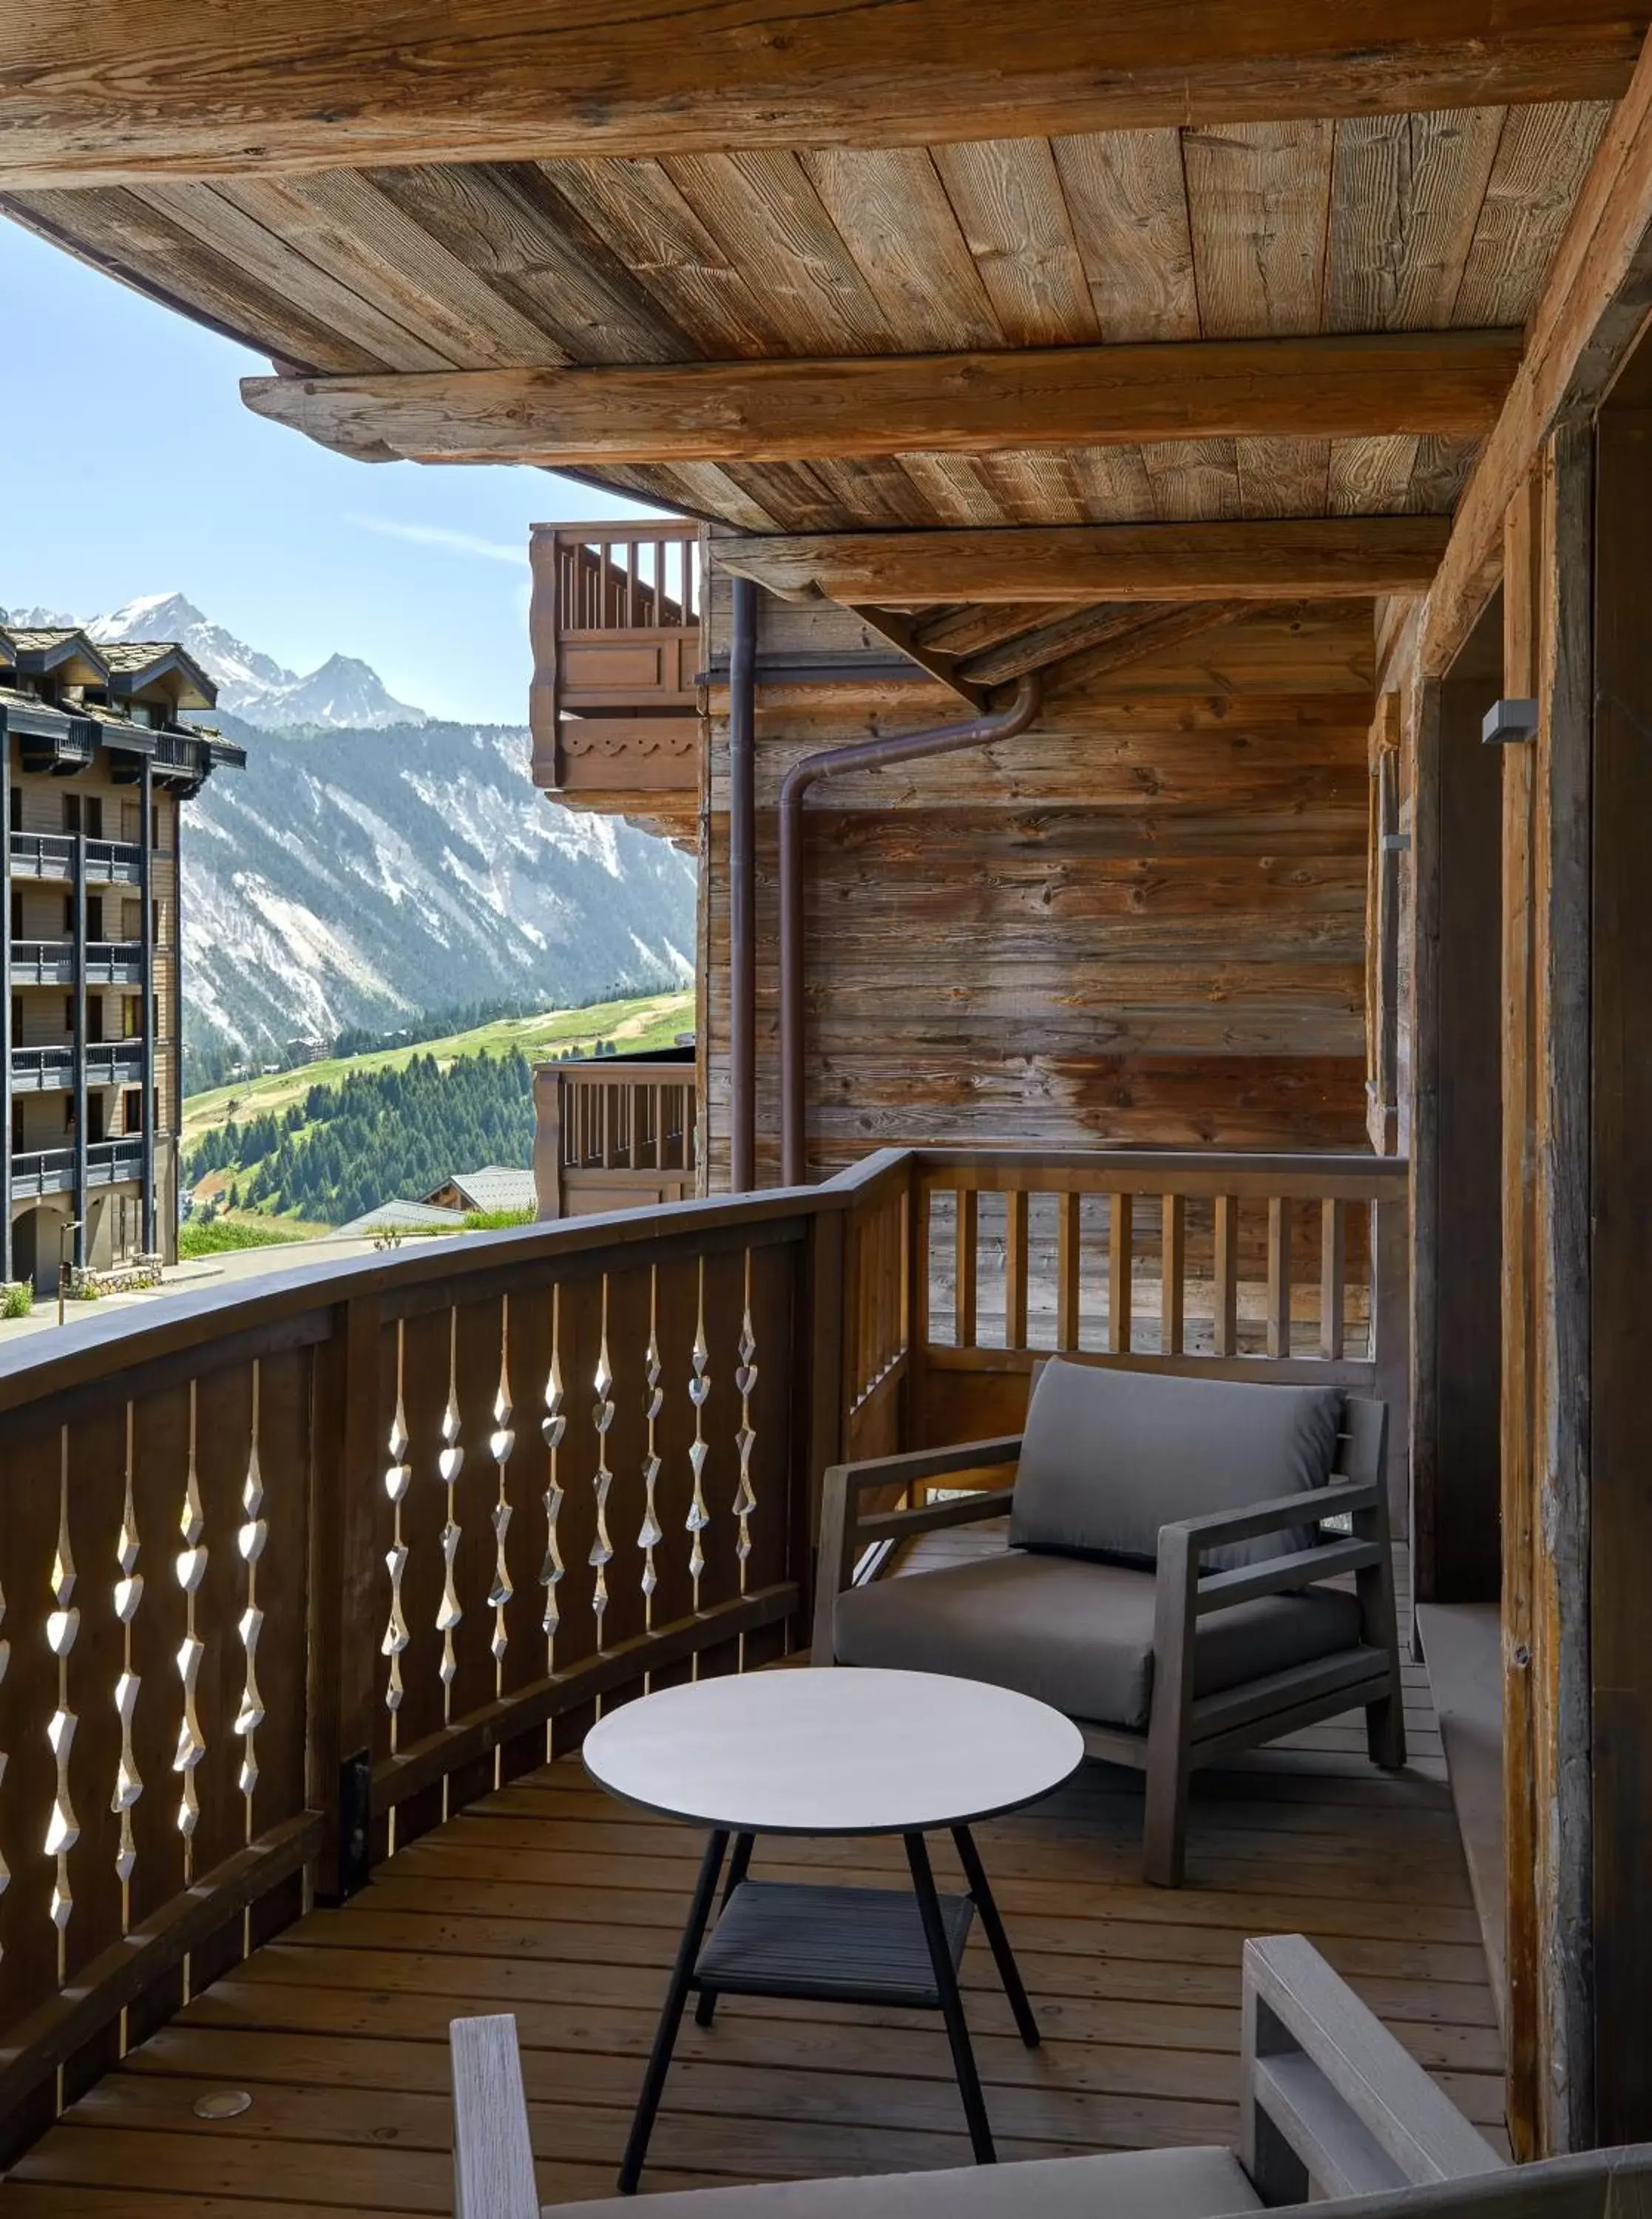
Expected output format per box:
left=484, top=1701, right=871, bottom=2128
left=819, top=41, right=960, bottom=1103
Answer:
left=701, top=577, right=1371, bottom=1183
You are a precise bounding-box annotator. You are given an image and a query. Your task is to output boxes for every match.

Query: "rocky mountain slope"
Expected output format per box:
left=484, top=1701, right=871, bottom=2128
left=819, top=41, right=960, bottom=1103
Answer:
left=183, top=709, right=694, bottom=1063
left=2, top=592, right=696, bottom=1064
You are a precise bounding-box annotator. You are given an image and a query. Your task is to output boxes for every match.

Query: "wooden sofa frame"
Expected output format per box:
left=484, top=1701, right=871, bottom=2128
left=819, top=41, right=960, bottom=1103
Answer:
left=812, top=1392, right=1405, bottom=1886
left=451, top=1933, right=1585, bottom=2219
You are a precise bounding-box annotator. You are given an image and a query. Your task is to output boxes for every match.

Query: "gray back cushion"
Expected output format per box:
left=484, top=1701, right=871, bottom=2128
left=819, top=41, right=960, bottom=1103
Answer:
left=1007, top=1360, right=1344, bottom=1570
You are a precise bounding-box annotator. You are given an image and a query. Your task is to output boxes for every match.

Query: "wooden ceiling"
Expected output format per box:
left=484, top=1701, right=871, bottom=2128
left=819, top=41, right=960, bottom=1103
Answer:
left=0, top=7, right=1635, bottom=699
left=4, top=104, right=1611, bottom=540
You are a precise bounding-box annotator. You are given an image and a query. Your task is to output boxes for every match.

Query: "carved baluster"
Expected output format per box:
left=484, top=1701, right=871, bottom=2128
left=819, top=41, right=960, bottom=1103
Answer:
left=112, top=1402, right=143, bottom=1903
left=489, top=1302, right=516, bottom=1688
left=686, top=1259, right=711, bottom=1610
left=590, top=1281, right=615, bottom=1644
left=235, top=1364, right=268, bottom=1817
left=733, top=1253, right=759, bottom=1587
left=639, top=1269, right=663, bottom=1629
left=46, top=1429, right=80, bottom=1947
left=382, top=1326, right=412, bottom=1743
left=541, top=1291, right=566, bottom=1673
left=437, top=1310, right=465, bottom=1714
left=174, top=1384, right=207, bottom=1864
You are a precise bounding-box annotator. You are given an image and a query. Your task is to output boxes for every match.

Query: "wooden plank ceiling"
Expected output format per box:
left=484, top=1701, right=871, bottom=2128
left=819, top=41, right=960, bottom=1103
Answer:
left=1, top=93, right=1615, bottom=689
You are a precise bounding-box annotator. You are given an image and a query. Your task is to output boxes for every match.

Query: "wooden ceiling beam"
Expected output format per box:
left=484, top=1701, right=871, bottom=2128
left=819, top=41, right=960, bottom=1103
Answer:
left=960, top=601, right=1220, bottom=685
left=0, top=2, right=1638, bottom=186
left=1038, top=604, right=1252, bottom=692
left=715, top=519, right=1452, bottom=607
left=240, top=332, right=1521, bottom=465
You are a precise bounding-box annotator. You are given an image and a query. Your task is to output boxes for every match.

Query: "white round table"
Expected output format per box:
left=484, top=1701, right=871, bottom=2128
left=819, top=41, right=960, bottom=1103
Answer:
left=584, top=1668, right=1083, bottom=2189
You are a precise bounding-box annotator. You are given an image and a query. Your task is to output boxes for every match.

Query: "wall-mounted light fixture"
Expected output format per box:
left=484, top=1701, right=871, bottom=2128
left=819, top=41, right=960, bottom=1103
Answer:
left=1482, top=698, right=1539, bottom=745
left=1381, top=831, right=1412, bottom=853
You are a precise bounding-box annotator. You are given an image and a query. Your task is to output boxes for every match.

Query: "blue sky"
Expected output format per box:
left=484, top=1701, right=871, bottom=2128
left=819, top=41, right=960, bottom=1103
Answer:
left=0, top=214, right=661, bottom=724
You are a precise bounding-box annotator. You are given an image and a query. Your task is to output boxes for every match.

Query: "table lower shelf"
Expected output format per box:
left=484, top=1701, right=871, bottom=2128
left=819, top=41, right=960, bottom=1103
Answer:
left=692, top=1879, right=975, bottom=2010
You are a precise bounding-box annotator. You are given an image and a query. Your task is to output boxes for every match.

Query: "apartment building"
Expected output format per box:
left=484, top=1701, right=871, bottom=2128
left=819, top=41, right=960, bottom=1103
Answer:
left=1, top=621, right=242, bottom=1289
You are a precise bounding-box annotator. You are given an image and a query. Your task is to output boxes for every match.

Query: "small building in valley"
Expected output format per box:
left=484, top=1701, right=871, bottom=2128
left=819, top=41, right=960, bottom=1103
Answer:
left=420, top=1163, right=537, bottom=1216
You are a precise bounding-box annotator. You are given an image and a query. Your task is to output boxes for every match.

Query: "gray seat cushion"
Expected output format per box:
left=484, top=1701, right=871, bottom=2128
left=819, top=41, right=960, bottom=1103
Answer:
left=1009, top=1359, right=1344, bottom=1570
left=834, top=1550, right=1364, bottom=1731
left=543, top=2144, right=1262, bottom=2219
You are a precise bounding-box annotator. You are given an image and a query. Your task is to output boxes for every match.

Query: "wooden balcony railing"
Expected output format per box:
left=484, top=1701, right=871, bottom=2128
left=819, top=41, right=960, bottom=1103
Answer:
left=534, top=1055, right=697, bottom=1218
left=528, top=521, right=700, bottom=824
left=0, top=1144, right=1407, bottom=2163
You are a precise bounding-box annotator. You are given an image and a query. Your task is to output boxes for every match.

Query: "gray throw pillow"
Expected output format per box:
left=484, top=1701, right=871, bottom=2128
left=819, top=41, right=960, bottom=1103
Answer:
left=1007, top=1358, right=1343, bottom=1570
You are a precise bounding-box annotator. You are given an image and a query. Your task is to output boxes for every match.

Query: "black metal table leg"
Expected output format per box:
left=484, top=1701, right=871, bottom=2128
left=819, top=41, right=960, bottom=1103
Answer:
left=904, top=1832, right=995, bottom=2164
left=695, top=1830, right=755, bottom=2027
left=952, top=1825, right=1039, bottom=2048
left=619, top=1827, right=728, bottom=2194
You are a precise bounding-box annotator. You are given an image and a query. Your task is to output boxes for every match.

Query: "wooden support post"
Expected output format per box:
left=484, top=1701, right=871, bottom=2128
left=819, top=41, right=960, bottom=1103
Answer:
left=1056, top=1191, right=1081, bottom=1353
left=1500, top=432, right=1593, bottom=2157
left=1108, top=1192, right=1133, bottom=1355
left=1161, top=1194, right=1185, bottom=1357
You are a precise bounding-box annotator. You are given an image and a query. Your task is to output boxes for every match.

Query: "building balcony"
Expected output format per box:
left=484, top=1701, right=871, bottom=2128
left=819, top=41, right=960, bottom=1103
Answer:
left=7, top=831, right=145, bottom=885
left=529, top=521, right=701, bottom=837
left=9, top=1135, right=143, bottom=1195
left=535, top=1047, right=697, bottom=1217
left=0, top=1145, right=1504, bottom=2215
left=8, top=1041, right=146, bottom=1092
left=9, top=938, right=146, bottom=986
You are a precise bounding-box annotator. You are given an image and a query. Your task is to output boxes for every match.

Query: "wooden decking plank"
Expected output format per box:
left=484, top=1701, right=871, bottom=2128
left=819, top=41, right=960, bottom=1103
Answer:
left=121, top=1965, right=1504, bottom=2073
left=385, top=1843, right=1486, bottom=1945
left=64, top=2056, right=1249, bottom=2158
left=244, top=1908, right=1500, bottom=2027
left=435, top=1809, right=1475, bottom=1905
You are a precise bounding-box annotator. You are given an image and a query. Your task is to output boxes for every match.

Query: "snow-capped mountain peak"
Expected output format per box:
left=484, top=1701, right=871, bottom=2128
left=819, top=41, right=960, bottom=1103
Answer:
left=58, top=590, right=428, bottom=730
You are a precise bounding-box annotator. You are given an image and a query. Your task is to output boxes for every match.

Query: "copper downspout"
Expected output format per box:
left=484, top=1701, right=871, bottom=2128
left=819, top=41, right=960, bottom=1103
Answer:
left=777, top=672, right=1043, bottom=1186
left=728, top=576, right=758, bottom=1192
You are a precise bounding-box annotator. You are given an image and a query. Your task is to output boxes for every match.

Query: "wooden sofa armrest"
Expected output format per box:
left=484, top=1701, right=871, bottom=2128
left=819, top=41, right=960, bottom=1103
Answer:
left=1241, top=1935, right=1504, bottom=2200
left=1168, top=1479, right=1380, bottom=1556
left=812, top=1436, right=1022, bottom=1664
left=451, top=2013, right=540, bottom=2219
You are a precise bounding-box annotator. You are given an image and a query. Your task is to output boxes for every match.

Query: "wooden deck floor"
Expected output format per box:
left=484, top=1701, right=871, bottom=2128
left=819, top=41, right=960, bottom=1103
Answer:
left=0, top=1549, right=1503, bottom=2218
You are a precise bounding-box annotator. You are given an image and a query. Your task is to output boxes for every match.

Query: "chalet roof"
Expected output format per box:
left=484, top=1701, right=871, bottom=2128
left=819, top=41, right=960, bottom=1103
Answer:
left=424, top=1165, right=538, bottom=1215
left=334, top=1199, right=467, bottom=1238
left=96, top=639, right=217, bottom=709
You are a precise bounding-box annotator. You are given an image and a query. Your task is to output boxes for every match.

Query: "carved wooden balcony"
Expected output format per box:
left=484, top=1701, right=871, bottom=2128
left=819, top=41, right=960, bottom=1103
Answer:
left=0, top=1144, right=1496, bottom=2215
left=534, top=1049, right=697, bottom=1218
left=529, top=521, right=702, bottom=839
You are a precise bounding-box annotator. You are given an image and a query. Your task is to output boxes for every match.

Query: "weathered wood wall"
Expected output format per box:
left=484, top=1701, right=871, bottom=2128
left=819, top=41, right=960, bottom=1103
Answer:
left=701, top=571, right=1374, bottom=1185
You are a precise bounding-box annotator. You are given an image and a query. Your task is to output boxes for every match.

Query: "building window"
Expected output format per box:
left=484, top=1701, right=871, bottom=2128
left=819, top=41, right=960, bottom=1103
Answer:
left=123, top=995, right=142, bottom=1039
left=8, top=890, right=20, bottom=940
left=62, top=1098, right=74, bottom=1132
left=61, top=794, right=80, bottom=834
left=61, top=895, right=74, bottom=936
left=121, top=800, right=140, bottom=842
left=84, top=797, right=102, bottom=840
left=123, top=1088, right=143, bottom=1135
left=7, top=787, right=18, bottom=832
left=86, top=896, right=104, bottom=944
left=63, top=995, right=75, bottom=1037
